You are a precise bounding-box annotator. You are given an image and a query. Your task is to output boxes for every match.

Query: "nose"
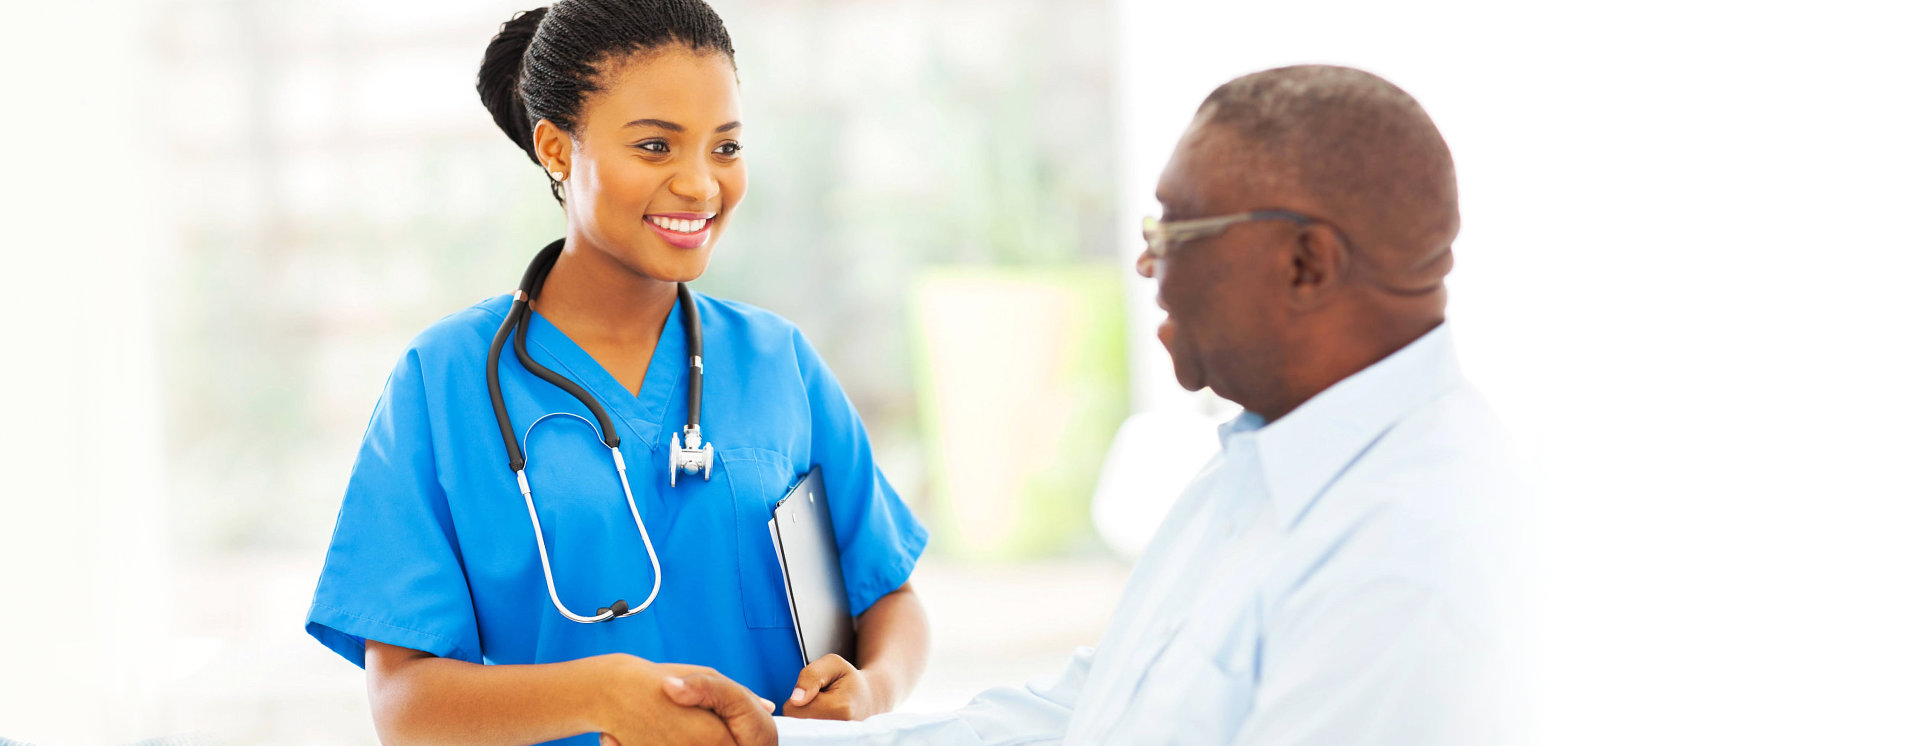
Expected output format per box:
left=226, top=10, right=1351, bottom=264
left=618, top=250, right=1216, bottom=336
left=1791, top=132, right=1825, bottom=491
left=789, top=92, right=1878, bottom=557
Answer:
left=1134, top=248, right=1158, bottom=278
left=668, top=163, right=720, bottom=203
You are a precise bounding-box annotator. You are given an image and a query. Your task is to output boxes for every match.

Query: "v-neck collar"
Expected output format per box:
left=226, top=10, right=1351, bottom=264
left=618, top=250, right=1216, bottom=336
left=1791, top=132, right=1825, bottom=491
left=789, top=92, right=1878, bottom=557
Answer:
left=520, top=294, right=689, bottom=453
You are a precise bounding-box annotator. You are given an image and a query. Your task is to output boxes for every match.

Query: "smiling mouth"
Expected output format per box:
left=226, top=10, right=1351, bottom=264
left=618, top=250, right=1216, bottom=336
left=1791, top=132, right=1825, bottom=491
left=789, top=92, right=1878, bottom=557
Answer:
left=644, top=212, right=717, bottom=250
left=646, top=214, right=714, bottom=234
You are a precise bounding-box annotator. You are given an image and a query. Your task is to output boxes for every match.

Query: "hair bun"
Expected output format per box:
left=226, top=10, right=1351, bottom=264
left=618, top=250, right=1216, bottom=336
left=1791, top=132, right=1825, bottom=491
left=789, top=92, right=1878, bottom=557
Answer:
left=477, top=7, right=549, bottom=164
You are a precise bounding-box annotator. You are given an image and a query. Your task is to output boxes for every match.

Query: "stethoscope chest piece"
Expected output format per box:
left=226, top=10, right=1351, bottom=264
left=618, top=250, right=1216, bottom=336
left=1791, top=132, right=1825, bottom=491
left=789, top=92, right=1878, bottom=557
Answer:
left=669, top=425, right=716, bottom=487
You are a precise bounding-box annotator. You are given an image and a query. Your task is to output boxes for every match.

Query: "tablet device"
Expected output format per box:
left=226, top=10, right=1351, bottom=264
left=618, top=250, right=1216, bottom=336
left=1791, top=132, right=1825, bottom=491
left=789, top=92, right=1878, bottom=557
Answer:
left=767, top=466, right=856, bottom=665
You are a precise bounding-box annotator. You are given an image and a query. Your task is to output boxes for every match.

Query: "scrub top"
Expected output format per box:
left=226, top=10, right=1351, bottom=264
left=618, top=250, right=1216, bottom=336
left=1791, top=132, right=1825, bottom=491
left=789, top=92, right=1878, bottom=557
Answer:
left=306, top=291, right=927, bottom=744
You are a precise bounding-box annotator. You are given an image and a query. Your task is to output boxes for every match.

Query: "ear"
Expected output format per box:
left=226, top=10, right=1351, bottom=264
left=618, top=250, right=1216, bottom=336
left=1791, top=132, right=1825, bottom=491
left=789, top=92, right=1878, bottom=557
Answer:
left=1284, top=222, right=1349, bottom=308
left=532, top=119, right=572, bottom=175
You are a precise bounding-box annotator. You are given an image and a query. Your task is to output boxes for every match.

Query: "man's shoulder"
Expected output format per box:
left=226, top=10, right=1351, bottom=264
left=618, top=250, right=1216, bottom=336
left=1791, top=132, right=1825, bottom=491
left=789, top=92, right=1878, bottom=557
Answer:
left=1284, top=382, right=1524, bottom=596
left=1355, top=382, right=1519, bottom=503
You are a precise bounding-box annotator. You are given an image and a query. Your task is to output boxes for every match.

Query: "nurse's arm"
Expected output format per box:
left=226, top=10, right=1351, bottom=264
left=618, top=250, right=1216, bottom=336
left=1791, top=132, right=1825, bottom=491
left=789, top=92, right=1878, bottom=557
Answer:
left=851, top=580, right=930, bottom=712
left=364, top=639, right=767, bottom=746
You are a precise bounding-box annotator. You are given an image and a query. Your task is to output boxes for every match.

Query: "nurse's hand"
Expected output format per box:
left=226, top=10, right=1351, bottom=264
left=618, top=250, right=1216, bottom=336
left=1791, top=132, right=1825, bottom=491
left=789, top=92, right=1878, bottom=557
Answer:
left=594, top=656, right=774, bottom=746
left=784, top=653, right=880, bottom=721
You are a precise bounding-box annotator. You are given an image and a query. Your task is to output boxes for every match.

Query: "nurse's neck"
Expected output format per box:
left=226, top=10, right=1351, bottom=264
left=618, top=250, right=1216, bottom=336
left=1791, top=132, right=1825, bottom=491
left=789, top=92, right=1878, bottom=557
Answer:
left=529, top=240, right=678, bottom=394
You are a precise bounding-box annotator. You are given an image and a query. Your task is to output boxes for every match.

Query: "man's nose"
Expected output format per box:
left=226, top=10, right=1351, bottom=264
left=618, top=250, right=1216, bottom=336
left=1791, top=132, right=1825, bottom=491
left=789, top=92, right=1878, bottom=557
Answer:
left=1135, top=249, right=1158, bottom=278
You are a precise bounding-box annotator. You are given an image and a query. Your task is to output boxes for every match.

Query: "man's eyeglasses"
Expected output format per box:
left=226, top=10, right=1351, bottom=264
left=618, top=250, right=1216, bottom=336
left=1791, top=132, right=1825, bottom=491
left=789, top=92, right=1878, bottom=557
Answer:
left=1140, top=209, right=1317, bottom=260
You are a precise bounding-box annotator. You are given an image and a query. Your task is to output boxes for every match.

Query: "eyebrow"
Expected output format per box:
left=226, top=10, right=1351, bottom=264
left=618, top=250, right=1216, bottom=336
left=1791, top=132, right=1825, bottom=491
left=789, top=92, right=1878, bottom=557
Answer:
left=622, top=118, right=742, bottom=134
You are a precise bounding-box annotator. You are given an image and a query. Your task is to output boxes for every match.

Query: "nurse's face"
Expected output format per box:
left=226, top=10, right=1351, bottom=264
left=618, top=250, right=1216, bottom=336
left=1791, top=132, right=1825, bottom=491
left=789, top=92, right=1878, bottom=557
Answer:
left=544, top=46, right=746, bottom=283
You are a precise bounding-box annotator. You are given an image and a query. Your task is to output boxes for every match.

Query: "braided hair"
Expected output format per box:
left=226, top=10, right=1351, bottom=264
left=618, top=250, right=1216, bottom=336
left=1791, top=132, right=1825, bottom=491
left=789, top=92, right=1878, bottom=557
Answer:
left=477, top=1, right=737, bottom=204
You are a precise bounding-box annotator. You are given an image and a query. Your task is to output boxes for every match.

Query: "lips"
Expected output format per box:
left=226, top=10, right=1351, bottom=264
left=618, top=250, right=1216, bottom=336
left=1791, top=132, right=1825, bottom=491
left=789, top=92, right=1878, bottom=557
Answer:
left=1155, top=289, right=1183, bottom=359
left=645, top=212, right=716, bottom=249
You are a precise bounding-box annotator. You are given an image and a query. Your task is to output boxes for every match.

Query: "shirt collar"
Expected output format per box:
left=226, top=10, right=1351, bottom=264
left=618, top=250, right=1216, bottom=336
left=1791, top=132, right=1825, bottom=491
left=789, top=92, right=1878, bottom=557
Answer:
left=1217, top=410, right=1267, bottom=445
left=1222, top=322, right=1465, bottom=528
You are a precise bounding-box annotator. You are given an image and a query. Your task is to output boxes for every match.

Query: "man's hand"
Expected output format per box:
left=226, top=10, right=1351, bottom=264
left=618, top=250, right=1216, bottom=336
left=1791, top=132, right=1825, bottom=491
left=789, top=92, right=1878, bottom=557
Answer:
left=784, top=653, right=883, bottom=721
left=592, top=656, right=772, bottom=746
left=661, top=670, right=780, bottom=746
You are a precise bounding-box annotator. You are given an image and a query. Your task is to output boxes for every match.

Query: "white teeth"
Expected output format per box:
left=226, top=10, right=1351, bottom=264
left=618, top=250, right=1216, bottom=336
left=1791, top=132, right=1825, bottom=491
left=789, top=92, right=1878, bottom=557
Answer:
left=651, top=216, right=710, bottom=233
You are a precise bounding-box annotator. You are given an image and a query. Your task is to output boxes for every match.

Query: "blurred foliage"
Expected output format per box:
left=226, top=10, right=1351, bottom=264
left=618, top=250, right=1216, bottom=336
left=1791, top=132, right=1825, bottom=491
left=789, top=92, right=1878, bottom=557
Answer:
left=912, top=267, right=1130, bottom=559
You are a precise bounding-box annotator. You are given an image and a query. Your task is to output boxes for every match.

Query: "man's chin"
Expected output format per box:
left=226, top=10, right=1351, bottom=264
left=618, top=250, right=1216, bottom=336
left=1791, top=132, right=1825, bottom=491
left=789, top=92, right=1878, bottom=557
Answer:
left=1167, top=357, right=1206, bottom=392
left=1158, top=323, right=1205, bottom=391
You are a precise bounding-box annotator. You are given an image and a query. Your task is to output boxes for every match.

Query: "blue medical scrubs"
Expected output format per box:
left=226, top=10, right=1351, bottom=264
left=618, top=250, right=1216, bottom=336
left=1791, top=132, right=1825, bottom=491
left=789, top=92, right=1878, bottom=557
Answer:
left=306, top=292, right=927, bottom=745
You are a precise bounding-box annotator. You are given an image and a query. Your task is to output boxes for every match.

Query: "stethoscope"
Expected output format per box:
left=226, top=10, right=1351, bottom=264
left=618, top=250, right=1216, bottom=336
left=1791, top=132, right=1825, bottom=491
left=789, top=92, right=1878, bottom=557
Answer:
left=485, top=238, right=717, bottom=623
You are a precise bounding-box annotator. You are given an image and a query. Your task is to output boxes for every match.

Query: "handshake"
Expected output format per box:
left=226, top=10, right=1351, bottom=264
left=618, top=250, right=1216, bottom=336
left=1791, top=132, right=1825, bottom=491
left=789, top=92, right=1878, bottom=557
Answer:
left=595, top=652, right=875, bottom=746
left=608, top=663, right=778, bottom=746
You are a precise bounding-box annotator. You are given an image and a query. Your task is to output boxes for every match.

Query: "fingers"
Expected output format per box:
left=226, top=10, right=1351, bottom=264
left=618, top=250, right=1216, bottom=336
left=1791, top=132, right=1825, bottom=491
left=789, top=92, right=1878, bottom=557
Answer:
left=664, top=677, right=776, bottom=714
left=664, top=673, right=778, bottom=746
left=659, top=663, right=724, bottom=680
left=783, top=687, right=856, bottom=721
left=788, top=653, right=853, bottom=707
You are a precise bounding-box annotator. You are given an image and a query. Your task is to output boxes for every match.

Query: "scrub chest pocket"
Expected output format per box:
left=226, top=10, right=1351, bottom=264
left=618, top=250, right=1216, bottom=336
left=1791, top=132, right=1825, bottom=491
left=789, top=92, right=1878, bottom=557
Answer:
left=722, top=447, right=803, bottom=630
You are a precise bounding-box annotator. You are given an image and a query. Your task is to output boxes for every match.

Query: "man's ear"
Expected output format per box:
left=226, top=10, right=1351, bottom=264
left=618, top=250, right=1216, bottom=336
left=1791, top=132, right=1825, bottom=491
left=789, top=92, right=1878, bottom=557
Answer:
left=1285, top=222, right=1349, bottom=308
left=532, top=119, right=572, bottom=175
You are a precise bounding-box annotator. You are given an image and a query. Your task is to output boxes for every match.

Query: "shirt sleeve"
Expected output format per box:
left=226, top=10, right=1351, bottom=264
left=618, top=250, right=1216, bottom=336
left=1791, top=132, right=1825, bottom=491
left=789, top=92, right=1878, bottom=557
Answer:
left=1229, top=575, right=1509, bottom=746
left=305, top=348, right=482, bottom=668
left=793, top=330, right=929, bottom=616
left=776, top=646, right=1093, bottom=745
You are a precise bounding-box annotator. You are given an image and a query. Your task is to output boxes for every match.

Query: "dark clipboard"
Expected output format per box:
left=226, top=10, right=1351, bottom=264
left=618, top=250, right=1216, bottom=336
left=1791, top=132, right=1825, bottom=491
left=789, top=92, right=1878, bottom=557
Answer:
left=766, top=466, right=856, bottom=665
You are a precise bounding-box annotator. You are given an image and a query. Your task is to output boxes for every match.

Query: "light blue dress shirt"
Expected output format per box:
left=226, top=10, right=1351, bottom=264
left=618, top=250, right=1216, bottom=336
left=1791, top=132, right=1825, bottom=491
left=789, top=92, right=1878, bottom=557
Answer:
left=779, top=322, right=1520, bottom=745
left=305, top=292, right=927, bottom=746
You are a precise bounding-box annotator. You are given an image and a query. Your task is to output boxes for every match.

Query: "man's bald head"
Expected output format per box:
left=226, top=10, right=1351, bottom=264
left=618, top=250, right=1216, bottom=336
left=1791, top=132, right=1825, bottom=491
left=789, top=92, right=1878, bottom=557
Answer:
left=1197, top=65, right=1458, bottom=294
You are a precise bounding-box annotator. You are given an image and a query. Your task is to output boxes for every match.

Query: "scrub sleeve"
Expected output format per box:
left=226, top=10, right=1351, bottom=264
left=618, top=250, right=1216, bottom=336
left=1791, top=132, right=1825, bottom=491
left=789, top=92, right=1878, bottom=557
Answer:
left=793, top=330, right=928, bottom=617
left=306, top=348, right=482, bottom=667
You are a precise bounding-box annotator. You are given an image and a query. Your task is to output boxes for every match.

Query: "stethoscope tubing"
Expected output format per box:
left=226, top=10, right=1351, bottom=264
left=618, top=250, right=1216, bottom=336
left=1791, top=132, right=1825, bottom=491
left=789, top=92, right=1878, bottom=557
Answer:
left=486, top=238, right=706, bottom=623
left=516, top=412, right=662, bottom=623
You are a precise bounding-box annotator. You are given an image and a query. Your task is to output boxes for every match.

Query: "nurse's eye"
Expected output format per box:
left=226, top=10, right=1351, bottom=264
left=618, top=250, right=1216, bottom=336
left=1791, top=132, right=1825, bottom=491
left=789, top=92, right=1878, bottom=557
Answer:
left=713, top=141, right=743, bottom=158
left=634, top=139, right=670, bottom=154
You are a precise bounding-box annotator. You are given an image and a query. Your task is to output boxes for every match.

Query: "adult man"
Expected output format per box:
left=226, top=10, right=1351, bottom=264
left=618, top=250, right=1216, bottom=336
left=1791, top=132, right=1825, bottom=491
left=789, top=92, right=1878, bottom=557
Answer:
left=676, top=63, right=1521, bottom=746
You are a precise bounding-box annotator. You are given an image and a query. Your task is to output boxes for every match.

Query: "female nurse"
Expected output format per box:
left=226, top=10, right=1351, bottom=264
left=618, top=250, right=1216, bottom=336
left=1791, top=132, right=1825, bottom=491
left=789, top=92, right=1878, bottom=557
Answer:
left=303, top=2, right=930, bottom=744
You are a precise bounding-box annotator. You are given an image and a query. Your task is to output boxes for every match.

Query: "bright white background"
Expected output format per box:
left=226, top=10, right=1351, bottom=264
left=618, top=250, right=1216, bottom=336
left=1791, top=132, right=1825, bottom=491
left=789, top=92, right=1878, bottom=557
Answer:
left=4, top=0, right=1917, bottom=744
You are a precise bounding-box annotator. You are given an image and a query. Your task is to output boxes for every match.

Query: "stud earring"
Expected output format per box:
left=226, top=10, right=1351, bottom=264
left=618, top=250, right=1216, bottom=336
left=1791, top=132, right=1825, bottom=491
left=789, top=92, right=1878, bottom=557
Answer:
left=550, top=170, right=566, bottom=181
